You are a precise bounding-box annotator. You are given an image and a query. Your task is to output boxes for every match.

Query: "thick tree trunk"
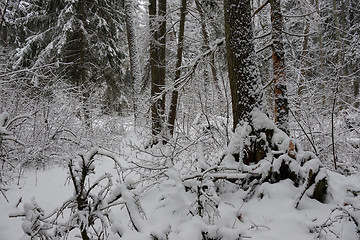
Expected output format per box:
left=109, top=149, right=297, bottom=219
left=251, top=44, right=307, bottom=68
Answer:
left=158, top=0, right=167, bottom=102
left=332, top=0, right=350, bottom=107
left=346, top=0, right=359, bottom=108
left=167, top=0, right=187, bottom=137
left=224, top=0, right=264, bottom=165
left=149, top=0, right=167, bottom=138
left=224, top=0, right=262, bottom=129
left=270, top=0, right=289, bottom=134
left=64, top=0, right=91, bottom=128
left=353, top=74, right=360, bottom=110
left=348, top=0, right=360, bottom=108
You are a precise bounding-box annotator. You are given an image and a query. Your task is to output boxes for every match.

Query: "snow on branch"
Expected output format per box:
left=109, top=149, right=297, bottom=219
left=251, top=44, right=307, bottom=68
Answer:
left=151, top=37, right=225, bottom=102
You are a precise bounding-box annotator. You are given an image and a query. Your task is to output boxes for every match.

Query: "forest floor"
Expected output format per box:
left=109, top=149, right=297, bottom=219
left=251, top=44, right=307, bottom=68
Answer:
left=0, top=125, right=359, bottom=240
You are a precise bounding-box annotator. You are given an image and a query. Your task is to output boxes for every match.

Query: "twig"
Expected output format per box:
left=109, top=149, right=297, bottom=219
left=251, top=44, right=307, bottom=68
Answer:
left=249, top=221, right=270, bottom=230
left=289, top=108, right=318, bottom=155
left=255, top=42, right=273, bottom=54
left=282, top=29, right=317, bottom=38
left=0, top=187, right=9, bottom=203
left=232, top=201, right=245, bottom=228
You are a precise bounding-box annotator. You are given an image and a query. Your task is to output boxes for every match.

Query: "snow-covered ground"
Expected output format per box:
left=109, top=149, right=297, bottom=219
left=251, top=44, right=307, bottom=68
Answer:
left=0, top=167, right=71, bottom=239
left=1, top=121, right=359, bottom=240
left=1, top=155, right=359, bottom=239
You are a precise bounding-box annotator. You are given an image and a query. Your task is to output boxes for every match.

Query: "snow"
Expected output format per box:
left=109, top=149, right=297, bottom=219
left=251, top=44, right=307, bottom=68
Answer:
left=251, top=109, right=276, bottom=130
left=1, top=128, right=359, bottom=240
left=0, top=112, right=9, bottom=126
left=226, top=121, right=252, bottom=160
left=1, top=167, right=71, bottom=239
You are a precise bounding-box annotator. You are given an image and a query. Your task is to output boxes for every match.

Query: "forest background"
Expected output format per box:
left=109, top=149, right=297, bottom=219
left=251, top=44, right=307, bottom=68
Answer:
left=0, top=0, right=359, bottom=239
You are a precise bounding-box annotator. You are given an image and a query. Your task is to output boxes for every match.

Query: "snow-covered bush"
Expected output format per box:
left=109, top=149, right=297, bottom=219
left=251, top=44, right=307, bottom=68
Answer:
left=0, top=111, right=30, bottom=186
left=11, top=147, right=149, bottom=239
left=222, top=110, right=325, bottom=198
left=0, top=65, right=132, bottom=188
left=291, top=107, right=360, bottom=174
left=7, top=118, right=360, bottom=240
left=129, top=110, right=352, bottom=238
left=10, top=198, right=57, bottom=239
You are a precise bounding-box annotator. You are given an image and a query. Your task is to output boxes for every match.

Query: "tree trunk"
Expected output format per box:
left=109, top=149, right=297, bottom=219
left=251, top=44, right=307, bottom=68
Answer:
left=270, top=0, right=289, bottom=135
left=167, top=0, right=187, bottom=137
left=0, top=0, right=10, bottom=33
left=332, top=0, right=342, bottom=64
left=332, top=0, right=349, bottom=108
left=224, top=0, right=262, bottom=129
left=125, top=0, right=140, bottom=127
left=354, top=76, right=359, bottom=109
left=224, top=0, right=264, bottom=164
left=149, top=0, right=167, bottom=139
left=349, top=0, right=359, bottom=108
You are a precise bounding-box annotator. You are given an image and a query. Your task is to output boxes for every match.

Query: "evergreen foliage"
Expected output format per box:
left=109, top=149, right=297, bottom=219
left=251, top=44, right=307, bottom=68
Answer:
left=12, top=0, right=126, bottom=114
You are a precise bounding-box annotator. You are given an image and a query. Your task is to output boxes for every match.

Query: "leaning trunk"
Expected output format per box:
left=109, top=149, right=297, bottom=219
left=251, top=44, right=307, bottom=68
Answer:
left=168, top=0, right=187, bottom=136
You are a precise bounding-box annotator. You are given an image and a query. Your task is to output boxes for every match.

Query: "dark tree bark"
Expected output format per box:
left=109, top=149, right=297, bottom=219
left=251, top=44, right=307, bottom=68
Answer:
left=167, top=0, right=187, bottom=136
left=315, top=0, right=326, bottom=106
left=270, top=0, right=289, bottom=134
left=149, top=0, right=167, bottom=138
left=354, top=73, right=360, bottom=109
left=224, top=0, right=267, bottom=165
left=224, top=0, right=262, bottom=130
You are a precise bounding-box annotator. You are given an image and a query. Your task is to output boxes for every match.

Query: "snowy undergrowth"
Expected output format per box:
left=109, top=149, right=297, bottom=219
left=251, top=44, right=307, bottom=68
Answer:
left=1, top=113, right=359, bottom=240
left=2, top=158, right=359, bottom=240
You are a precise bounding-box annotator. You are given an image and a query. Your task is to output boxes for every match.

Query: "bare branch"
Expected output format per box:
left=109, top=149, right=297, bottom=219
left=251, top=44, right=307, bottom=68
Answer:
left=254, top=31, right=271, bottom=39
left=252, top=0, right=270, bottom=17
left=255, top=42, right=273, bottom=54
left=151, top=37, right=225, bottom=102
left=283, top=11, right=317, bottom=18
left=282, top=30, right=317, bottom=38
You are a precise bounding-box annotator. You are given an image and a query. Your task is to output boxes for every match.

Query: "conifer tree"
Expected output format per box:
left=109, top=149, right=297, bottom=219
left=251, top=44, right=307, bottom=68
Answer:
left=13, top=0, right=126, bottom=116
